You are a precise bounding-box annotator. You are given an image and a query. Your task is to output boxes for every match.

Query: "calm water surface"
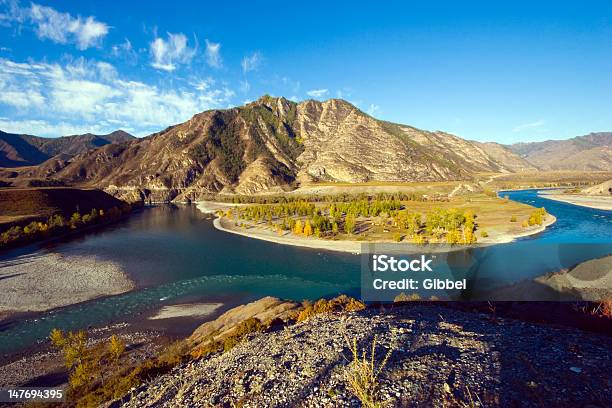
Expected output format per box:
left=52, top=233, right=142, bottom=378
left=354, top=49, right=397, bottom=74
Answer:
left=0, top=189, right=610, bottom=354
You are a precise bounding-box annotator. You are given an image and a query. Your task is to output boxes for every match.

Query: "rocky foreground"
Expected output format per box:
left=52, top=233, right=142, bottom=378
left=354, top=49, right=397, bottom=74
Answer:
left=119, top=300, right=611, bottom=407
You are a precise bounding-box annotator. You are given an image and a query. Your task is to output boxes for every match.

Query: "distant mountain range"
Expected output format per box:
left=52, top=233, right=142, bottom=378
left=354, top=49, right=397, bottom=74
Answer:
left=506, top=132, right=611, bottom=171
left=0, top=97, right=609, bottom=200
left=0, top=130, right=135, bottom=167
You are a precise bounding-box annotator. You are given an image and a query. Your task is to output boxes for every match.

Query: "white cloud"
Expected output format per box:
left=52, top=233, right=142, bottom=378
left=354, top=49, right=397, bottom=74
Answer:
left=0, top=59, right=46, bottom=108
left=0, top=0, right=29, bottom=26
left=513, top=120, right=545, bottom=132
left=28, top=3, right=109, bottom=49
left=0, top=89, right=45, bottom=108
left=0, top=57, right=235, bottom=136
left=205, top=39, right=222, bottom=68
left=150, top=32, right=196, bottom=72
left=366, top=104, right=380, bottom=117
left=241, top=52, right=262, bottom=74
left=0, top=118, right=121, bottom=137
left=306, top=88, right=328, bottom=98
left=111, top=38, right=138, bottom=65
left=240, top=80, right=250, bottom=93
left=96, top=61, right=117, bottom=81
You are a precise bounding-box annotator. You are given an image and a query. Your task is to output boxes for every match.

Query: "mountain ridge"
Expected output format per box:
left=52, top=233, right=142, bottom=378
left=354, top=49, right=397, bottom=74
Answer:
left=506, top=132, right=611, bottom=171
left=0, top=130, right=135, bottom=167
left=5, top=96, right=529, bottom=201
left=1, top=97, right=610, bottom=201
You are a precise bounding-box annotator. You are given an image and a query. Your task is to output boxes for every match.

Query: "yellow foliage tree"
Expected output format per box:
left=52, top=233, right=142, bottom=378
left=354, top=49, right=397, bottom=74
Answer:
left=294, top=219, right=303, bottom=235
left=303, top=220, right=313, bottom=236
left=109, top=335, right=125, bottom=363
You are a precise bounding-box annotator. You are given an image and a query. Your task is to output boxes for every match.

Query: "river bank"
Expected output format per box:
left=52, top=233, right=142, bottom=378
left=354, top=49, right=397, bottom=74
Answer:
left=197, top=201, right=557, bottom=253
left=0, top=251, right=135, bottom=321
left=538, top=191, right=612, bottom=211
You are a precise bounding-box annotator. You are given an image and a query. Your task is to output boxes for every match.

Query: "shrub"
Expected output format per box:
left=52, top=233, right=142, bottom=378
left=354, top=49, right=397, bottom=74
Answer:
left=510, top=215, right=517, bottom=222
left=345, top=215, right=356, bottom=234
left=394, top=292, right=421, bottom=302
left=296, top=295, right=365, bottom=323
left=223, top=317, right=264, bottom=351
left=343, top=334, right=394, bottom=408
left=480, top=231, right=489, bottom=238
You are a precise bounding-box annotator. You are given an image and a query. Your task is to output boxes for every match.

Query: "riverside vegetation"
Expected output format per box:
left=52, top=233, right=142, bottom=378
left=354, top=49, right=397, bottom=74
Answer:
left=0, top=203, right=137, bottom=249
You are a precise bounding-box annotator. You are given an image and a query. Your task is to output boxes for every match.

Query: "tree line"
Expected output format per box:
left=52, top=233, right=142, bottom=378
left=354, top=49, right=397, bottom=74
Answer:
left=225, top=198, right=483, bottom=244
left=203, top=191, right=431, bottom=204
left=0, top=203, right=136, bottom=248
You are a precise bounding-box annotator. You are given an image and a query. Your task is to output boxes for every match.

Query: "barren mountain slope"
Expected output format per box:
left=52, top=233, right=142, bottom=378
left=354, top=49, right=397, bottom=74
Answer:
left=0, top=130, right=134, bottom=167
left=475, top=141, right=538, bottom=172
left=6, top=97, right=526, bottom=201
left=121, top=304, right=611, bottom=407
left=508, top=132, right=612, bottom=171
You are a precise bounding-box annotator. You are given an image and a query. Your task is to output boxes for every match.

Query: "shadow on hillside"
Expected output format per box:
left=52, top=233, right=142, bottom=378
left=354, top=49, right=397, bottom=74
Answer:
left=376, top=298, right=612, bottom=407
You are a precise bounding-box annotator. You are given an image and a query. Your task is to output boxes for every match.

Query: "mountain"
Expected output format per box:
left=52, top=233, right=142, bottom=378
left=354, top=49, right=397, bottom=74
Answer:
left=473, top=142, right=537, bottom=172
left=0, top=130, right=135, bottom=167
left=11, top=96, right=527, bottom=202
left=507, top=132, right=612, bottom=171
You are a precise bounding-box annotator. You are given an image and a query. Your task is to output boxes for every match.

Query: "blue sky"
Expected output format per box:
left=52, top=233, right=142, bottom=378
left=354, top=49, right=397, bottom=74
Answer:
left=0, top=0, right=610, bottom=143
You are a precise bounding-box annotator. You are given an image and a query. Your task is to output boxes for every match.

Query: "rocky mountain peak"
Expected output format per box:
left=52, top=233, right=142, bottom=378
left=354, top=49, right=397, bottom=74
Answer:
left=2, top=95, right=546, bottom=201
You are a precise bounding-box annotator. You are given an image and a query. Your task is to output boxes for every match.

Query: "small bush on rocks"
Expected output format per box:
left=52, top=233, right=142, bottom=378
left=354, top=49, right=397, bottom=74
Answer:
left=343, top=334, right=394, bottom=408
left=295, top=295, right=365, bottom=323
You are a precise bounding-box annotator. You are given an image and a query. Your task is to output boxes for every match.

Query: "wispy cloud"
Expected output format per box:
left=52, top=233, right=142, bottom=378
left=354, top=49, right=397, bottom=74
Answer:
left=204, top=39, right=222, bottom=68
left=513, top=119, right=545, bottom=132
left=306, top=88, right=328, bottom=98
left=239, top=52, right=262, bottom=93
left=366, top=104, right=380, bottom=117
left=241, top=52, right=262, bottom=74
left=1, top=1, right=109, bottom=50
left=111, top=38, right=137, bottom=64
left=0, top=57, right=235, bottom=136
left=150, top=32, right=196, bottom=72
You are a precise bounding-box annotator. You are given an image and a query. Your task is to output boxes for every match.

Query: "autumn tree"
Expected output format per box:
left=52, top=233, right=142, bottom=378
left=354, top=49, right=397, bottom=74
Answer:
left=294, top=219, right=303, bottom=235
left=109, top=335, right=125, bottom=364
left=49, top=329, right=96, bottom=389
left=303, top=220, right=313, bottom=236
left=344, top=215, right=356, bottom=234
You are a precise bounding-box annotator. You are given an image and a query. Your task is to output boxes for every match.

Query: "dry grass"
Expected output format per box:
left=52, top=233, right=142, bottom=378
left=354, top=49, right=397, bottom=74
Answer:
left=342, top=333, right=394, bottom=408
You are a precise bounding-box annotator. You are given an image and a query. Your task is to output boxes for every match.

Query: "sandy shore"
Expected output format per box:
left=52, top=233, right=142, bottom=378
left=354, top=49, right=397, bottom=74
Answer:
left=482, top=214, right=557, bottom=244
left=0, top=251, right=134, bottom=317
left=197, top=201, right=557, bottom=253
left=149, top=303, right=223, bottom=320
left=538, top=192, right=612, bottom=211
